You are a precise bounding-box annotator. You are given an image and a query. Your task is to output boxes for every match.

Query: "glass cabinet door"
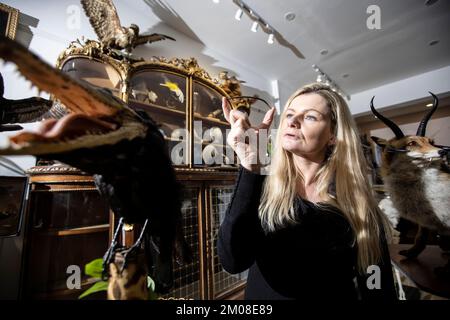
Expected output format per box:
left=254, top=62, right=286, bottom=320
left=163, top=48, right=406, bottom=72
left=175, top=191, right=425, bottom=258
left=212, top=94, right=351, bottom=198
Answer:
left=192, top=81, right=234, bottom=168
left=129, top=70, right=187, bottom=165
left=0, top=176, right=27, bottom=237
left=161, top=185, right=201, bottom=300
left=26, top=188, right=110, bottom=299
left=209, top=185, right=247, bottom=298
left=130, top=71, right=187, bottom=113
left=61, top=58, right=122, bottom=97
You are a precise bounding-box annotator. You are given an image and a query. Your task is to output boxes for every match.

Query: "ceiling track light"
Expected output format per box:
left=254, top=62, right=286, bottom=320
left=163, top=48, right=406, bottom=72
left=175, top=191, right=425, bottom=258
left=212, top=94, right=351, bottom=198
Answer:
left=311, top=64, right=350, bottom=100
left=251, top=21, right=259, bottom=32
left=235, top=8, right=243, bottom=20
left=232, top=1, right=285, bottom=47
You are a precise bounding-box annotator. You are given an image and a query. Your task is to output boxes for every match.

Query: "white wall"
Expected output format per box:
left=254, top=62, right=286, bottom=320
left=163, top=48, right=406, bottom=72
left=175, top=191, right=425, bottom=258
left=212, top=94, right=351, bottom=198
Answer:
left=348, top=65, right=450, bottom=116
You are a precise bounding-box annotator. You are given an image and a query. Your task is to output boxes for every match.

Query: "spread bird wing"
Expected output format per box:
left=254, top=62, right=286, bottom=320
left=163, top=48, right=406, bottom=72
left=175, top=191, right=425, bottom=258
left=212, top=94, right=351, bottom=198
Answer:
left=133, top=33, right=176, bottom=47
left=1, top=97, right=53, bottom=124
left=80, top=0, right=123, bottom=42
left=0, top=72, right=53, bottom=124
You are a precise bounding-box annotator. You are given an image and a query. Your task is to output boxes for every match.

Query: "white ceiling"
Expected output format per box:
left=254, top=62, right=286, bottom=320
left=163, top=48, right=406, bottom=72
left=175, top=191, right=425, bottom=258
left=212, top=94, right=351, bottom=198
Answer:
left=148, top=0, right=450, bottom=96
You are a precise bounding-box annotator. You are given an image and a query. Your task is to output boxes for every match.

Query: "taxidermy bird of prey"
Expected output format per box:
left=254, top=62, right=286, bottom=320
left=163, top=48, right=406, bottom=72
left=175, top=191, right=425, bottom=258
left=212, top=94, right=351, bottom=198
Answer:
left=0, top=72, right=53, bottom=132
left=80, top=0, right=175, bottom=52
left=0, top=36, right=190, bottom=293
left=371, top=94, right=450, bottom=275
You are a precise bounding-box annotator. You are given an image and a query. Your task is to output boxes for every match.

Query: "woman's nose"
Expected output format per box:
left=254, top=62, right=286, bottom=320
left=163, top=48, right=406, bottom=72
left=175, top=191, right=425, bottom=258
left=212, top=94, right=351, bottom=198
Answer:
left=287, top=116, right=299, bottom=128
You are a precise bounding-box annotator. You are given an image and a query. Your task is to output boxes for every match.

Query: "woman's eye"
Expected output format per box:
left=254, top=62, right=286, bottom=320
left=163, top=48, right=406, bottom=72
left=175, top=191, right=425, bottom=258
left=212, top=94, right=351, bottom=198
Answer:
left=286, top=113, right=293, bottom=119
left=305, top=115, right=317, bottom=121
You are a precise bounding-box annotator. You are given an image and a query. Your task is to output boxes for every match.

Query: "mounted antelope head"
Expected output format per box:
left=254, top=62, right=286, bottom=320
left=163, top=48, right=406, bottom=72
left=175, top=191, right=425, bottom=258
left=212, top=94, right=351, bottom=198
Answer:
left=370, top=93, right=450, bottom=275
left=371, top=93, right=448, bottom=172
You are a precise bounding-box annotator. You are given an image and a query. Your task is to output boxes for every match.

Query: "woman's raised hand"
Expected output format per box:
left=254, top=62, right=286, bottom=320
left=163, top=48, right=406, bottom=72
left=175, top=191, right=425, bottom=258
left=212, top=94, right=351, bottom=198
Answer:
left=222, top=97, right=276, bottom=172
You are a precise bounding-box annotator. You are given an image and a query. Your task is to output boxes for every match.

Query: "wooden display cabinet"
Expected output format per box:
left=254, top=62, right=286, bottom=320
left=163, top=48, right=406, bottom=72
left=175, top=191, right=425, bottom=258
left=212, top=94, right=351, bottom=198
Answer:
left=20, top=166, right=110, bottom=299
left=14, top=39, right=250, bottom=299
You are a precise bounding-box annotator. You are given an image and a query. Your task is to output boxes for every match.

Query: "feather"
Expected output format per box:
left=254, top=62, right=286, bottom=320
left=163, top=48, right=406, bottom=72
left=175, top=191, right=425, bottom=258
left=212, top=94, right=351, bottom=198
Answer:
left=133, top=33, right=175, bottom=47
left=80, top=0, right=124, bottom=44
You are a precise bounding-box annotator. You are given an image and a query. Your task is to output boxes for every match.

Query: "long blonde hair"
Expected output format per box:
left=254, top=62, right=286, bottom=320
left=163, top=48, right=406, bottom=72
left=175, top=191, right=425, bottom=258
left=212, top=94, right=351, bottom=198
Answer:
left=259, top=83, right=390, bottom=274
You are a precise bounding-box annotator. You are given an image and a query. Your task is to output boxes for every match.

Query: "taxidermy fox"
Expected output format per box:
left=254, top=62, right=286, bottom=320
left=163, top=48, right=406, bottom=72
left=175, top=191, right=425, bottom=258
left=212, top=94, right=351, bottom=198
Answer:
left=370, top=93, right=450, bottom=268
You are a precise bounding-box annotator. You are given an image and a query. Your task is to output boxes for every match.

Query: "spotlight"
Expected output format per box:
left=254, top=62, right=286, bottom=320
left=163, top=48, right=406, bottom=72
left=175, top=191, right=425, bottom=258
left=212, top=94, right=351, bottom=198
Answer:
left=235, top=8, right=243, bottom=20
left=267, top=33, right=274, bottom=44
left=251, top=21, right=259, bottom=32
left=213, top=0, right=220, bottom=3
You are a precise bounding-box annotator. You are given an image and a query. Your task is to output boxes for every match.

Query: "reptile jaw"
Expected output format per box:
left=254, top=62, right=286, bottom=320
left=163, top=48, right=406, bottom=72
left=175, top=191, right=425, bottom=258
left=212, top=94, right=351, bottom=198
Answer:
left=0, top=112, right=147, bottom=156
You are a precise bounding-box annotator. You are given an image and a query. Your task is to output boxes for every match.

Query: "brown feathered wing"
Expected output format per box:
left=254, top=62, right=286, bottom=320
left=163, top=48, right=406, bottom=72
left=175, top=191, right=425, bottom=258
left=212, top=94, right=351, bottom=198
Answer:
left=133, top=33, right=176, bottom=48
left=80, top=0, right=124, bottom=43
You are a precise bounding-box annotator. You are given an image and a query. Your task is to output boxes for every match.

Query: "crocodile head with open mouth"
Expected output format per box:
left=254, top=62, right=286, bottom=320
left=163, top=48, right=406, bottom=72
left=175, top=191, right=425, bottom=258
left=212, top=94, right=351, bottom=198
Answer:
left=0, top=36, right=190, bottom=294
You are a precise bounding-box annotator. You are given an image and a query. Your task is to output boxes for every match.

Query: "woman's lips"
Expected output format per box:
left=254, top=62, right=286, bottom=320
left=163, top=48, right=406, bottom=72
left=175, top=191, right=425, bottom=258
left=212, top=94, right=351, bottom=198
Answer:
left=284, top=133, right=299, bottom=140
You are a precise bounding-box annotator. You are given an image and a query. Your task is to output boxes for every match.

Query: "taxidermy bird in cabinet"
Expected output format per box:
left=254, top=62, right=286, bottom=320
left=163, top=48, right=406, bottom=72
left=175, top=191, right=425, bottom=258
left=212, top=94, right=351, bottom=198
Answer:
left=371, top=93, right=450, bottom=277
left=160, top=80, right=184, bottom=104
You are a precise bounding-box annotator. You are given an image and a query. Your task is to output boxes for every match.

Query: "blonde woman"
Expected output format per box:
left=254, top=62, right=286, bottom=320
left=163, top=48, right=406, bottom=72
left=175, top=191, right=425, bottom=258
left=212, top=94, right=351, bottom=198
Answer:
left=218, top=83, right=396, bottom=300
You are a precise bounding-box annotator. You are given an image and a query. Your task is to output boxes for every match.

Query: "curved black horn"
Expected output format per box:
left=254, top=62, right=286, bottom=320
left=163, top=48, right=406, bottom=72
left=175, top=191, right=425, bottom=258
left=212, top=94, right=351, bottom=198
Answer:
left=416, top=92, right=439, bottom=137
left=370, top=96, right=404, bottom=139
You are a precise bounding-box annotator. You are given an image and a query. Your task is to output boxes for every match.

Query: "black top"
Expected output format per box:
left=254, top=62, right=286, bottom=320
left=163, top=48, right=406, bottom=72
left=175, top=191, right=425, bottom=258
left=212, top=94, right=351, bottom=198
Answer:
left=218, top=166, right=397, bottom=300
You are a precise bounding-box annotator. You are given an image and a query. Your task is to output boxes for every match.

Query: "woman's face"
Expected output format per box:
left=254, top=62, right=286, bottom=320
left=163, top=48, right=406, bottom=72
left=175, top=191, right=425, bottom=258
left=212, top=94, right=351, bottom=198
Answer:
left=281, top=93, right=334, bottom=159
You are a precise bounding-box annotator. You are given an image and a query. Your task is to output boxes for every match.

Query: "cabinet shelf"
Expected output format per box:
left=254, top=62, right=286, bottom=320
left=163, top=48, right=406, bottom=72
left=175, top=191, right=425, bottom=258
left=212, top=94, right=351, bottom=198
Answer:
left=130, top=99, right=186, bottom=117
left=35, top=224, right=110, bottom=237
left=165, top=136, right=233, bottom=149
left=130, top=99, right=229, bottom=127
left=194, top=114, right=229, bottom=127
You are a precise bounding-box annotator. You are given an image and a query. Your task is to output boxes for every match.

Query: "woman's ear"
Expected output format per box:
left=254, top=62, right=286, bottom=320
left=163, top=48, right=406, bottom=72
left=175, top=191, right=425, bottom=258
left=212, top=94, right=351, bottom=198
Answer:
left=328, top=135, right=336, bottom=146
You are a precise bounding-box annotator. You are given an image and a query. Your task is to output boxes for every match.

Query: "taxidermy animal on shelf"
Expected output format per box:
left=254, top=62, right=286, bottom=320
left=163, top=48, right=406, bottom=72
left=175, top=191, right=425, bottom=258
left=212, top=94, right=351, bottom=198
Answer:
left=370, top=93, right=450, bottom=276
left=218, top=71, right=258, bottom=114
left=0, top=36, right=191, bottom=295
left=0, top=72, right=53, bottom=132
left=218, top=71, right=245, bottom=97
left=80, top=0, right=175, bottom=52
left=160, top=81, right=184, bottom=104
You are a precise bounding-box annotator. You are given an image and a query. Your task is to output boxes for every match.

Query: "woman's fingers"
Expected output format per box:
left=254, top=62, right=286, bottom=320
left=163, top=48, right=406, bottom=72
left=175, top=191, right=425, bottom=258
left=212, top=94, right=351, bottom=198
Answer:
left=230, top=110, right=251, bottom=128
left=222, top=97, right=231, bottom=123
left=258, top=107, right=276, bottom=130
left=234, top=118, right=250, bottom=131
left=222, top=97, right=252, bottom=127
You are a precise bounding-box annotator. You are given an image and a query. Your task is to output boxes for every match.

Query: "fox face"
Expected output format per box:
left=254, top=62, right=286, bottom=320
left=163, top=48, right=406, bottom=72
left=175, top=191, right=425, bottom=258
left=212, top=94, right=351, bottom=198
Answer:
left=372, top=136, right=445, bottom=165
